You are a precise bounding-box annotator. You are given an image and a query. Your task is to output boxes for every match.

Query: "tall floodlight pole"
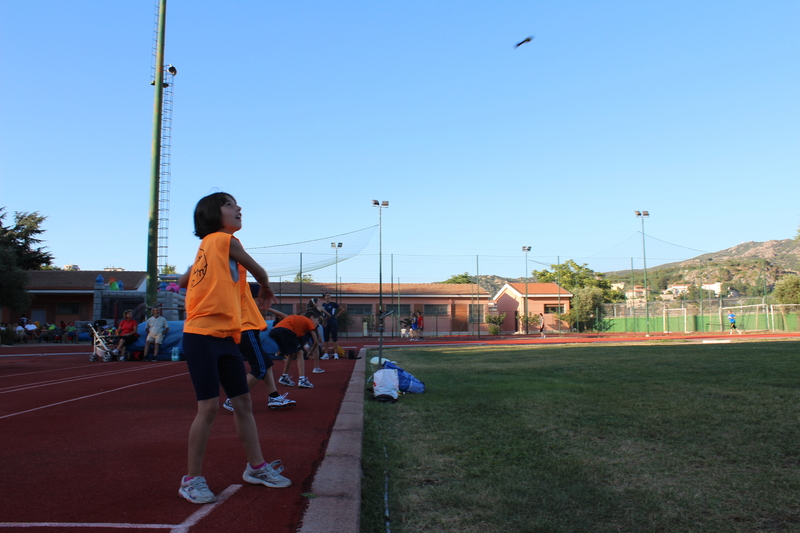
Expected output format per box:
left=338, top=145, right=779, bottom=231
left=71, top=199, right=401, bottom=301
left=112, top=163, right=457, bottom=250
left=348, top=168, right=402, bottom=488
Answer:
left=146, top=0, right=168, bottom=308
left=522, top=246, right=531, bottom=334
left=373, top=200, right=389, bottom=360
left=635, top=211, right=650, bottom=336
left=331, top=242, right=342, bottom=302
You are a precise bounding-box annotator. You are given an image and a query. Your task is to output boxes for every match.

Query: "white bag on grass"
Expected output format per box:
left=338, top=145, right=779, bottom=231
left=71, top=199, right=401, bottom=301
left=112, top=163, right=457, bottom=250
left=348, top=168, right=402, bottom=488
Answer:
left=372, top=368, right=399, bottom=402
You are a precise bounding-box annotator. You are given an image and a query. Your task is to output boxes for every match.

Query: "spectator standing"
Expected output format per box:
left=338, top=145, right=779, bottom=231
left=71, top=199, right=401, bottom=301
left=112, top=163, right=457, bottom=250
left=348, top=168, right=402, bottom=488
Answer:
left=320, top=292, right=343, bottom=359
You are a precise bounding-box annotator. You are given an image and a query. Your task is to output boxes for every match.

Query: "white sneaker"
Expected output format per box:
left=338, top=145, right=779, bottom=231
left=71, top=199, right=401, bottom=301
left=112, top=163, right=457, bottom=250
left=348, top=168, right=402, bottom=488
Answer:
left=268, top=393, right=296, bottom=410
left=312, top=367, right=325, bottom=373
left=320, top=354, right=330, bottom=360
left=298, top=376, right=314, bottom=388
left=334, top=354, right=339, bottom=360
left=223, top=398, right=234, bottom=412
left=243, top=462, right=292, bottom=488
left=178, top=476, right=216, bottom=504
left=278, top=374, right=295, bottom=387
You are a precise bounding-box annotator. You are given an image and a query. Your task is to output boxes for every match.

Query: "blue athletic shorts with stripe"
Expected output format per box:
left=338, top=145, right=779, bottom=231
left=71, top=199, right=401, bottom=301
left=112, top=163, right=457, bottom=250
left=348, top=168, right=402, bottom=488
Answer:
left=239, top=329, right=274, bottom=380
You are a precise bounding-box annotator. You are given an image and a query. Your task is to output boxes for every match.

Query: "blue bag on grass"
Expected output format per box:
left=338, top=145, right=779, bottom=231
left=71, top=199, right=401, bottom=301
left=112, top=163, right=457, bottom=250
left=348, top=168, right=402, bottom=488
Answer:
left=382, top=361, right=425, bottom=393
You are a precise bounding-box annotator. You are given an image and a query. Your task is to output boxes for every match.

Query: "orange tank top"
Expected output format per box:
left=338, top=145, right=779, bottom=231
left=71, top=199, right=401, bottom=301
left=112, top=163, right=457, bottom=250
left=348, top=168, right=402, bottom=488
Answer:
left=240, top=279, right=266, bottom=332
left=184, top=232, right=242, bottom=343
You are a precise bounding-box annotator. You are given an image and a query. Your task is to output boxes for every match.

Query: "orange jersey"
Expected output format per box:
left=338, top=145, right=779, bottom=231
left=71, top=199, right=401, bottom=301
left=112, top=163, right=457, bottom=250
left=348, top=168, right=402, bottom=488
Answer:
left=240, top=281, right=266, bottom=332
left=184, top=232, right=243, bottom=343
left=274, top=315, right=317, bottom=337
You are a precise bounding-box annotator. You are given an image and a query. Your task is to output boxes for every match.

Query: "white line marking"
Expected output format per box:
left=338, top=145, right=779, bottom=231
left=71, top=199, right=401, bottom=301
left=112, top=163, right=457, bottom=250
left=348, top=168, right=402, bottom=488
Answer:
left=170, top=485, right=242, bottom=533
left=0, top=484, right=242, bottom=530
left=0, top=363, right=105, bottom=379
left=0, top=363, right=182, bottom=394
left=0, top=372, right=189, bottom=420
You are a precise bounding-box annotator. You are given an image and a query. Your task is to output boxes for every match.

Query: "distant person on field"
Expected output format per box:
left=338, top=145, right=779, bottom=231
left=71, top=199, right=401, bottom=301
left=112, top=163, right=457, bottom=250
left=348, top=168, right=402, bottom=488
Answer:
left=143, top=307, right=169, bottom=362
left=728, top=312, right=742, bottom=335
left=539, top=313, right=546, bottom=338
left=178, top=191, right=290, bottom=505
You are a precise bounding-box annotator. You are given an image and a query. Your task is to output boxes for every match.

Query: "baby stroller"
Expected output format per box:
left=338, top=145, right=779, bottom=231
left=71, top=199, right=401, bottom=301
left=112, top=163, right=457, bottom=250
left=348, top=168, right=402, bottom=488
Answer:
left=89, top=323, right=120, bottom=362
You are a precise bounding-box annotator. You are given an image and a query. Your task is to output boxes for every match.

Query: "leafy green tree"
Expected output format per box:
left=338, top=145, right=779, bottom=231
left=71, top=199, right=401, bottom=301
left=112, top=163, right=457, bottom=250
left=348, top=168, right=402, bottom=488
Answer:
left=161, top=264, right=178, bottom=275
left=0, top=208, right=53, bottom=270
left=293, top=273, right=313, bottom=283
left=441, top=272, right=474, bottom=284
left=0, top=247, right=31, bottom=313
left=568, top=287, right=606, bottom=331
left=485, top=313, right=506, bottom=336
left=773, top=275, right=800, bottom=304
left=533, top=259, right=621, bottom=304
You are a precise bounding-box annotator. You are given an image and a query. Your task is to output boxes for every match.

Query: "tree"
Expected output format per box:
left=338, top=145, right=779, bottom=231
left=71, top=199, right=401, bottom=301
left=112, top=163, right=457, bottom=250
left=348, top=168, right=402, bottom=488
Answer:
left=485, top=313, right=506, bottom=335
left=568, top=287, right=606, bottom=331
left=293, top=273, right=313, bottom=283
left=441, top=272, right=474, bottom=284
left=0, top=247, right=31, bottom=313
left=161, top=264, right=178, bottom=275
left=0, top=208, right=53, bottom=270
left=773, top=275, right=800, bottom=304
left=532, top=259, right=617, bottom=302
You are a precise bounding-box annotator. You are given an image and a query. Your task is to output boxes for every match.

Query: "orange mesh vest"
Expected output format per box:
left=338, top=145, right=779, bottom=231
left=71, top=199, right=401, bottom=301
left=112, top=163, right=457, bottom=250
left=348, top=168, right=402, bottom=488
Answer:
left=240, top=279, right=266, bottom=332
left=184, top=232, right=243, bottom=343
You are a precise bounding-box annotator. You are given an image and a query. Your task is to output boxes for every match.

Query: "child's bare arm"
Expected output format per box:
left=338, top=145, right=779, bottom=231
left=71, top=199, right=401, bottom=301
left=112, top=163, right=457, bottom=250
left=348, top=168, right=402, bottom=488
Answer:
left=229, top=238, right=275, bottom=308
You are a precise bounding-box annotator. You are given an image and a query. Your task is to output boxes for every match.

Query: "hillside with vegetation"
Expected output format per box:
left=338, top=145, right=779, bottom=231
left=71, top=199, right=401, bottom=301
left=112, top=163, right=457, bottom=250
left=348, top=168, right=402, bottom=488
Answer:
left=440, top=239, right=800, bottom=299
left=605, top=239, right=800, bottom=296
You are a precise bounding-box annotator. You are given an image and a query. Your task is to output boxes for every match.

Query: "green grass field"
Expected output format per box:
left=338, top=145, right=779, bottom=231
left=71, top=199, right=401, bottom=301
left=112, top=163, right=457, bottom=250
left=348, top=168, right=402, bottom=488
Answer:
left=361, top=341, right=800, bottom=533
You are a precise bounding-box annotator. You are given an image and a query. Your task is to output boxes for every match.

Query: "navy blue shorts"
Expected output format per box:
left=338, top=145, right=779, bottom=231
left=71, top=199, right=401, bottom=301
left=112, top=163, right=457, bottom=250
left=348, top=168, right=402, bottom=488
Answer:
left=269, top=327, right=302, bottom=355
left=240, top=329, right=274, bottom=380
left=183, top=333, right=249, bottom=402
left=323, top=323, right=338, bottom=342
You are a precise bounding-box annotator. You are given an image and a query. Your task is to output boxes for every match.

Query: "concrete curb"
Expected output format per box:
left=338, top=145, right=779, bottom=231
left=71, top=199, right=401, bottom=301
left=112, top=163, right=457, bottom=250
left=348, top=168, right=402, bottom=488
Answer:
left=298, top=348, right=366, bottom=533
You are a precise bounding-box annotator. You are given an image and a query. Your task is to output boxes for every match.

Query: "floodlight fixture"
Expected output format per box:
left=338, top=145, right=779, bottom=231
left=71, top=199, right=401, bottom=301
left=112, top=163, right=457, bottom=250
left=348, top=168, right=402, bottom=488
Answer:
left=372, top=199, right=379, bottom=206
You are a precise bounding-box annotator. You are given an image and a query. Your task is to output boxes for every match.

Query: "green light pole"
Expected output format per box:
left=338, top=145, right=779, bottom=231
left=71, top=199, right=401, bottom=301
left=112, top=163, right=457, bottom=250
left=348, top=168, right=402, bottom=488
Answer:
left=373, top=200, right=389, bottom=360
left=635, top=211, right=650, bottom=336
left=146, top=0, right=168, bottom=308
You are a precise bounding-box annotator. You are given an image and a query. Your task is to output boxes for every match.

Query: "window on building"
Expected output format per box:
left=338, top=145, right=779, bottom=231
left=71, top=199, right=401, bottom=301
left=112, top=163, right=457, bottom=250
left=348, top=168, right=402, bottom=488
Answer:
left=347, top=304, right=373, bottom=316
left=57, top=302, right=80, bottom=315
left=423, top=304, right=449, bottom=316
left=271, top=303, right=293, bottom=316
left=544, top=305, right=565, bottom=314
left=385, top=304, right=411, bottom=316
left=468, top=304, right=485, bottom=323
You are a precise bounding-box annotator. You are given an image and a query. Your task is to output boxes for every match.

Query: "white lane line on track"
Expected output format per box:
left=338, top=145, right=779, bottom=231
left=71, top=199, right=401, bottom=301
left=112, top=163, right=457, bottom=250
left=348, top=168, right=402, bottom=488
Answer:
left=0, top=363, right=184, bottom=394
left=0, top=484, right=242, bottom=530
left=0, top=362, right=121, bottom=379
left=170, top=484, right=242, bottom=533
left=0, top=372, right=189, bottom=420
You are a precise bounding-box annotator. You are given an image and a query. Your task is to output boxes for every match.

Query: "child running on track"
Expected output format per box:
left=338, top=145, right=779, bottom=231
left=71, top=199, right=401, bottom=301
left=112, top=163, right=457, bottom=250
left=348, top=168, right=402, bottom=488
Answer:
left=271, top=310, right=322, bottom=389
left=177, top=192, right=290, bottom=505
left=221, top=301, right=296, bottom=412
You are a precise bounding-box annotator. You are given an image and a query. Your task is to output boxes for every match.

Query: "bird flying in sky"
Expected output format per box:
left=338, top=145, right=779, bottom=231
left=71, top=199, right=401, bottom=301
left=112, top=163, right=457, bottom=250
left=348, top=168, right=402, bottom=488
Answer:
left=515, top=36, right=534, bottom=48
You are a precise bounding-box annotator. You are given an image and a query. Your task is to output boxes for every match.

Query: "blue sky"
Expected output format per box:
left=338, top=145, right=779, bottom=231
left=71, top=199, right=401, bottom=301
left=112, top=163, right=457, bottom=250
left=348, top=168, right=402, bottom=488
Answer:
left=2, top=1, right=798, bottom=284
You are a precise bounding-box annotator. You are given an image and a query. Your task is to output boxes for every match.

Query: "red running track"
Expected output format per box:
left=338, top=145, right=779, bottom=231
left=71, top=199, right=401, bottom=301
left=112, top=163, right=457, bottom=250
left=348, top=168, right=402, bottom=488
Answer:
left=0, top=349, right=356, bottom=533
